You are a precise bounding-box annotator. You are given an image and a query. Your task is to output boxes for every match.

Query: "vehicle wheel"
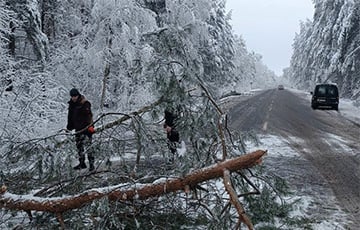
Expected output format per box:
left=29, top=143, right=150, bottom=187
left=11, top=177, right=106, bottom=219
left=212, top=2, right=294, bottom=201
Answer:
left=311, top=104, right=317, bottom=110
left=333, top=105, right=338, bottom=111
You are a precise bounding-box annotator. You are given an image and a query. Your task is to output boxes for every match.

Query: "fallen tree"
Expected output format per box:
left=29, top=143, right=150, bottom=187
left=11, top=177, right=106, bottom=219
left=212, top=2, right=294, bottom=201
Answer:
left=0, top=150, right=266, bottom=228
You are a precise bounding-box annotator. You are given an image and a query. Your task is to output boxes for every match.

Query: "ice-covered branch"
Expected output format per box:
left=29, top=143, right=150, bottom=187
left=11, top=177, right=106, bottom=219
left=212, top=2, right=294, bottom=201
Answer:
left=0, top=150, right=266, bottom=216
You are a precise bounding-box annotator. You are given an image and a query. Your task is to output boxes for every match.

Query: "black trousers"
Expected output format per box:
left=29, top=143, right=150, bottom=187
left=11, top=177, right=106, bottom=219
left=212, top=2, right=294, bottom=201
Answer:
left=167, top=129, right=180, bottom=154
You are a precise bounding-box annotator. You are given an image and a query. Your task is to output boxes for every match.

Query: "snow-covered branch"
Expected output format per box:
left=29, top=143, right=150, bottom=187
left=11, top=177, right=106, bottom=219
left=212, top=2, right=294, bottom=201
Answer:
left=0, top=150, right=266, bottom=220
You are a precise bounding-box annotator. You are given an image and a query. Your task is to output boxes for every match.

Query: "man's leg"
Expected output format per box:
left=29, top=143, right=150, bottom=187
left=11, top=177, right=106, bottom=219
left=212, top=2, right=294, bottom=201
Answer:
left=167, top=141, right=178, bottom=163
left=84, top=135, right=95, bottom=171
left=74, top=134, right=87, bottom=169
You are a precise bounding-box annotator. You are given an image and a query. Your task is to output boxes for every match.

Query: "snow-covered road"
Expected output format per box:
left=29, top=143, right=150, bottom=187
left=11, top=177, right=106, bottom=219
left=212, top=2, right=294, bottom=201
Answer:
left=227, top=88, right=360, bottom=229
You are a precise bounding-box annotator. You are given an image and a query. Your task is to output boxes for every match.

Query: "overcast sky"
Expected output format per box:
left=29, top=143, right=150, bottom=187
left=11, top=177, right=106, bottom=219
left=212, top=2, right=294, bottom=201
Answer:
left=225, top=0, right=314, bottom=75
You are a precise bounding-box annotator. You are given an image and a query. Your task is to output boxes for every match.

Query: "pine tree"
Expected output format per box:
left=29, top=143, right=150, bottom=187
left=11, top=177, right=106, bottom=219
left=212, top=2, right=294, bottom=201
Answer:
left=0, top=0, right=301, bottom=229
left=288, top=0, right=360, bottom=100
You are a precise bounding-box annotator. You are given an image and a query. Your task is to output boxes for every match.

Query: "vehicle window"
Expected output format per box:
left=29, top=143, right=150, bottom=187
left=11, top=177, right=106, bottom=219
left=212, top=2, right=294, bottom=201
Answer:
left=316, top=86, right=326, bottom=96
left=328, top=86, right=338, bottom=96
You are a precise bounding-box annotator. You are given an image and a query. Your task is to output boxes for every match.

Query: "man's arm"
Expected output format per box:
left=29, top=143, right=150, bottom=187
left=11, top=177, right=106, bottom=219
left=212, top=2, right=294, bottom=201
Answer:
left=83, top=101, right=93, bottom=124
left=66, top=107, right=74, bottom=130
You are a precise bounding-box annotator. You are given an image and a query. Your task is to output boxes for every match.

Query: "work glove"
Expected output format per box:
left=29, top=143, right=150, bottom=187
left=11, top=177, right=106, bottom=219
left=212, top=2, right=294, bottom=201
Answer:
left=88, top=126, right=95, bottom=134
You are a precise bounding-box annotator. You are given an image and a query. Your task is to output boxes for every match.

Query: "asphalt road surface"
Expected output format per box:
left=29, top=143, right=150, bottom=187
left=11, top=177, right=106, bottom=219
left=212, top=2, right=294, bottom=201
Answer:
left=228, top=89, right=360, bottom=228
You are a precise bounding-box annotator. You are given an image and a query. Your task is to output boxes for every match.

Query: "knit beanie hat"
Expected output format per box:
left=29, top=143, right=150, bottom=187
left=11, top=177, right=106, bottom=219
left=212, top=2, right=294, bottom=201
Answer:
left=70, top=88, right=80, bottom=96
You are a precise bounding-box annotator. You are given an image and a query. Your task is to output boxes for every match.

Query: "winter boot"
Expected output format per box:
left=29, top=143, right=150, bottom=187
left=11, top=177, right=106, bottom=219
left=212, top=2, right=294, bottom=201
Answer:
left=73, top=159, right=87, bottom=170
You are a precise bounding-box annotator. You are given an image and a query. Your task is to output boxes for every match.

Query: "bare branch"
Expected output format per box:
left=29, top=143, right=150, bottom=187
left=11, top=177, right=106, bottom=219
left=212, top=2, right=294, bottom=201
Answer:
left=223, top=169, right=254, bottom=230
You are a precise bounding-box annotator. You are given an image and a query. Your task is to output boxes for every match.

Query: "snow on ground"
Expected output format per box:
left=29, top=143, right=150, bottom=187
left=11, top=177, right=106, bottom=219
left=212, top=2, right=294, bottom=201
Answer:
left=2, top=87, right=357, bottom=229
left=324, top=133, right=357, bottom=156
left=289, top=88, right=360, bottom=125
left=339, top=98, right=360, bottom=124
left=236, top=87, right=359, bottom=229
left=245, top=134, right=353, bottom=229
left=223, top=87, right=360, bottom=229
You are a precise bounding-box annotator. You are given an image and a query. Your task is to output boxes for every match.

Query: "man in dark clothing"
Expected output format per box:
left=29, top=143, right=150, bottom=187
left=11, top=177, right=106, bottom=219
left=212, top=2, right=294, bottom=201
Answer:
left=164, top=110, right=180, bottom=155
left=66, top=88, right=95, bottom=171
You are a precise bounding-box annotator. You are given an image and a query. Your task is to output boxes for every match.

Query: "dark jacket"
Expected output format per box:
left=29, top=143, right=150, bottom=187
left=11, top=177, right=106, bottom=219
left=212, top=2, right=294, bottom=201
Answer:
left=67, top=95, right=93, bottom=133
left=167, top=129, right=180, bottom=142
left=164, top=110, right=177, bottom=127
left=164, top=110, right=180, bottom=142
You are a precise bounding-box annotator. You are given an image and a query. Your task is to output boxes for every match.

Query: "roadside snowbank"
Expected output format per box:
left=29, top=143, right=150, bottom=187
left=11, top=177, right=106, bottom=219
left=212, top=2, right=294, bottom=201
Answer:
left=289, top=88, right=360, bottom=125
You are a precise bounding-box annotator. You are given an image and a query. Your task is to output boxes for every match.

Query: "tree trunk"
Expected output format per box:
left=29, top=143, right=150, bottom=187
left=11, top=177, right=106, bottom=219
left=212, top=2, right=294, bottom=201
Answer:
left=0, top=150, right=266, bottom=214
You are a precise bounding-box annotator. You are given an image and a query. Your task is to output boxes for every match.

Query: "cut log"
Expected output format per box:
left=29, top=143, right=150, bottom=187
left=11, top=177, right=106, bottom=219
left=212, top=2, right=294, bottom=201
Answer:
left=0, top=150, right=266, bottom=214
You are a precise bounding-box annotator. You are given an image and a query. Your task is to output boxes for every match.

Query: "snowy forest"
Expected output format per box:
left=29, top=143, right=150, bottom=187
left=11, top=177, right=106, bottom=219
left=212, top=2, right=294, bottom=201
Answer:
left=286, top=0, right=360, bottom=100
left=0, top=0, right=289, bottom=229
left=0, top=0, right=358, bottom=229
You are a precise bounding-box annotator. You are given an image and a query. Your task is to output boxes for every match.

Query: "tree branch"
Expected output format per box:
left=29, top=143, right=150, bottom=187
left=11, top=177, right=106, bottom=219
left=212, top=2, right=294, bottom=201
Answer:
left=223, top=169, right=254, bottom=230
left=0, top=150, right=266, bottom=215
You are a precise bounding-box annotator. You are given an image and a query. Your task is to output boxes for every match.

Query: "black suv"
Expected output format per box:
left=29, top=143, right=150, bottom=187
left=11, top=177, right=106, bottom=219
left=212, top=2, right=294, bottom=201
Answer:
left=311, top=84, right=339, bottom=110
